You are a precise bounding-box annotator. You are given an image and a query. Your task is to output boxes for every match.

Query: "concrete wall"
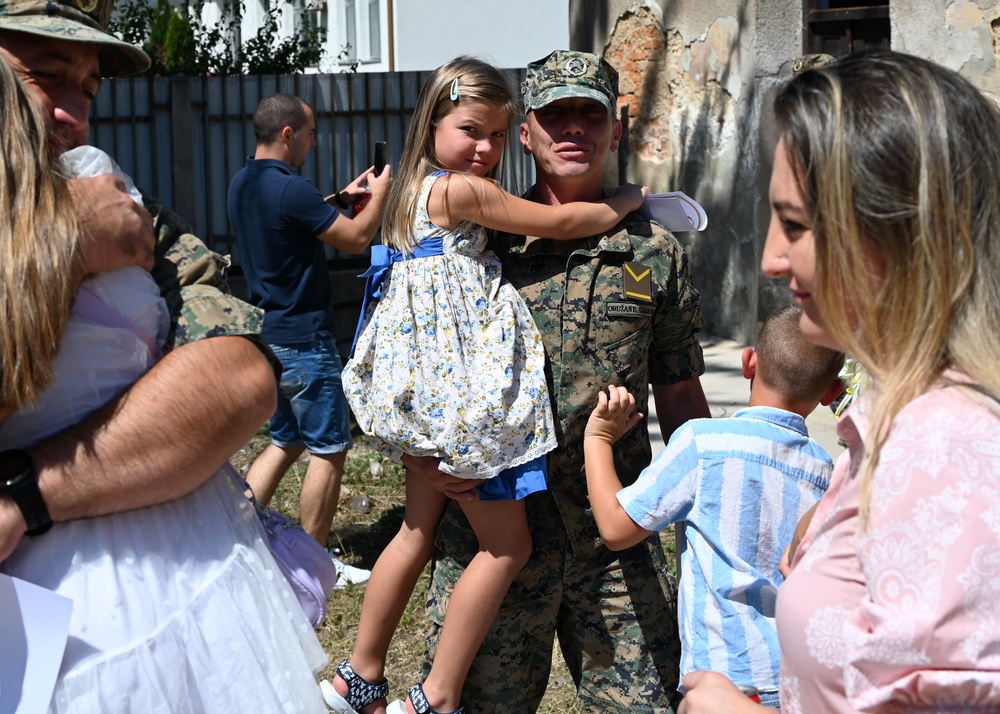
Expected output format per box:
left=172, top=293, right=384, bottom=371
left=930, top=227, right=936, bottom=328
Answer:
left=570, top=0, right=1000, bottom=344
left=892, top=0, right=1000, bottom=92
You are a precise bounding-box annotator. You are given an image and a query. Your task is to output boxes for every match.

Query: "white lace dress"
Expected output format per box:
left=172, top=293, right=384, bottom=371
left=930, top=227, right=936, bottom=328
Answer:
left=343, top=172, right=556, bottom=480
left=0, top=149, right=328, bottom=713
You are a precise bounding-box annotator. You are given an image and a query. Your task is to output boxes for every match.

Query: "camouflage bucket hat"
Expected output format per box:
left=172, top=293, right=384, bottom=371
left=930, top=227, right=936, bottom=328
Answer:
left=0, top=0, right=150, bottom=77
left=522, top=50, right=619, bottom=114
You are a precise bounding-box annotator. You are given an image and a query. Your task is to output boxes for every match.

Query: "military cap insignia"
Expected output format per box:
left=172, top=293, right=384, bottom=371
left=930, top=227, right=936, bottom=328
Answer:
left=624, top=262, right=652, bottom=302
left=564, top=56, right=588, bottom=77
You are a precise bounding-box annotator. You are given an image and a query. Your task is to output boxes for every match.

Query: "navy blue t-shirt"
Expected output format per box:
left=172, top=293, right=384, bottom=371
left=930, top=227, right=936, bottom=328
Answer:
left=228, top=157, right=339, bottom=344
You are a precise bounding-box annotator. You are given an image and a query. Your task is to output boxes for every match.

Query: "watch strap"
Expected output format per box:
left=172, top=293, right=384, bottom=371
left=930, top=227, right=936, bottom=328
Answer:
left=0, top=450, right=52, bottom=536
left=20, top=477, right=53, bottom=536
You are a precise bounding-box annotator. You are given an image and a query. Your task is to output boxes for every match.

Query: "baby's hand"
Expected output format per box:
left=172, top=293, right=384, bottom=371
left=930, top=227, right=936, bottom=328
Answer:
left=613, top=183, right=650, bottom=211
left=71, top=176, right=155, bottom=273
left=584, top=385, right=644, bottom=446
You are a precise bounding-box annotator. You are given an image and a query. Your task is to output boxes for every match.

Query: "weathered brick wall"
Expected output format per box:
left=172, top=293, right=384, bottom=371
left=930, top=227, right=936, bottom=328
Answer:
left=576, top=2, right=765, bottom=343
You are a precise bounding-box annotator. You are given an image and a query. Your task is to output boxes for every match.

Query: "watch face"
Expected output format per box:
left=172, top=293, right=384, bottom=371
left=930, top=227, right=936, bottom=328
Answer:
left=0, top=449, right=32, bottom=487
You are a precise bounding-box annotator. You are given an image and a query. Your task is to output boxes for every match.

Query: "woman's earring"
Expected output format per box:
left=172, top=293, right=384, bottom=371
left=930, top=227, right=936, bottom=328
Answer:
left=450, top=77, right=460, bottom=102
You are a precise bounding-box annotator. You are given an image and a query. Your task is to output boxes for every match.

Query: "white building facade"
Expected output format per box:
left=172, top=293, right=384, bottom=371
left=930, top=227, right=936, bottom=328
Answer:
left=198, top=0, right=570, bottom=72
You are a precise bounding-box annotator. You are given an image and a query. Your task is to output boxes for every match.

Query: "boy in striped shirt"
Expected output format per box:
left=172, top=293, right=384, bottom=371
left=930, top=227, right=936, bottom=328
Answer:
left=583, top=305, right=844, bottom=708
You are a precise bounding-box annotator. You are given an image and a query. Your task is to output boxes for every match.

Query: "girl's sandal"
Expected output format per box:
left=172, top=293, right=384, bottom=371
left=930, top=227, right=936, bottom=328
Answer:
left=386, top=683, right=465, bottom=714
left=321, top=660, right=390, bottom=714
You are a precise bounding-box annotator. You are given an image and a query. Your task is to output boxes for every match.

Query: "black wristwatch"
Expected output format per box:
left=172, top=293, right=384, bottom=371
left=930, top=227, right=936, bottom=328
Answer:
left=332, top=191, right=351, bottom=210
left=0, top=449, right=52, bottom=536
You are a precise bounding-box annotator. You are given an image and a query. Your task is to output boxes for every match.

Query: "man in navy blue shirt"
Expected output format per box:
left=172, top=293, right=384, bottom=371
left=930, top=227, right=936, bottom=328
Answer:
left=228, top=93, right=391, bottom=587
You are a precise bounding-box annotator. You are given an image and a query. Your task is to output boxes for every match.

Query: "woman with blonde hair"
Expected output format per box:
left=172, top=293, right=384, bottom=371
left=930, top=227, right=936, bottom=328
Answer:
left=681, top=49, right=1000, bottom=712
left=0, top=52, right=331, bottom=713
left=0, top=53, right=82, bottom=417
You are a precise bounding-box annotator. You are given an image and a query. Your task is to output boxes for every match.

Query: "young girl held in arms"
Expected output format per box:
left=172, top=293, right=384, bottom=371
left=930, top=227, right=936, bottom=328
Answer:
left=329, top=56, right=647, bottom=714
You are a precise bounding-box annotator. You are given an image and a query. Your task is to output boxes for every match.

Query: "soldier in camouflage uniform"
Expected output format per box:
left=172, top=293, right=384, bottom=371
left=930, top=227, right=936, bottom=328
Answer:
left=0, top=0, right=276, bottom=558
left=416, top=50, right=711, bottom=713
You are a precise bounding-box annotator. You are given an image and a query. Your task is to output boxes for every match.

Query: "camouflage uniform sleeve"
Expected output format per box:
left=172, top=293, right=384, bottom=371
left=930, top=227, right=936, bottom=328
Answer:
left=144, top=194, right=265, bottom=350
left=646, top=224, right=705, bottom=385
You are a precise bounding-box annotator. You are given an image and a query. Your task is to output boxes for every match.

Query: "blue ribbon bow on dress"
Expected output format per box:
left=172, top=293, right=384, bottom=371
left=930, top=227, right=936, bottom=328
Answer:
left=350, top=237, right=445, bottom=355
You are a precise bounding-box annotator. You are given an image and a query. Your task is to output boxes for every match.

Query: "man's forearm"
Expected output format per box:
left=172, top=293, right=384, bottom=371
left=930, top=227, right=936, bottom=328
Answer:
left=29, top=336, right=276, bottom=521
left=652, top=377, right=710, bottom=444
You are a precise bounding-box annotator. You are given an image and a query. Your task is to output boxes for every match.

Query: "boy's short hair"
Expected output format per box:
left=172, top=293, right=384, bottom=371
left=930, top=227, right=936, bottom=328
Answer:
left=755, top=305, right=845, bottom=404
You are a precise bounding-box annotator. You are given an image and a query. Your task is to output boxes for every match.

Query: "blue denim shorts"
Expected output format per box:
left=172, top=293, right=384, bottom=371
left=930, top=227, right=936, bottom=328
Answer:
left=478, top=454, right=549, bottom=501
left=268, top=332, right=353, bottom=454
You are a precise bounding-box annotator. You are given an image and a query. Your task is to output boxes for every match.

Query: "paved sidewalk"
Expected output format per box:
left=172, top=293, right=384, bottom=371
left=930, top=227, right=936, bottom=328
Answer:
left=646, top=335, right=844, bottom=460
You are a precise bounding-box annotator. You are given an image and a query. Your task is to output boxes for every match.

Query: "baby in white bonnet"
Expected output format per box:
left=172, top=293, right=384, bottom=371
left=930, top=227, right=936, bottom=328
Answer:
left=0, top=147, right=169, bottom=448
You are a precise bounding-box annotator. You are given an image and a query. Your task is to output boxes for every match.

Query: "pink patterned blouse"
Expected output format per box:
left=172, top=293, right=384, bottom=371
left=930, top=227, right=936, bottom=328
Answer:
left=777, top=379, right=1000, bottom=712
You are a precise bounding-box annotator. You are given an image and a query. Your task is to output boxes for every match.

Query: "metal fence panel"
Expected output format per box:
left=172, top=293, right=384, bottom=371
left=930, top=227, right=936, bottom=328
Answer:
left=92, top=69, right=534, bottom=265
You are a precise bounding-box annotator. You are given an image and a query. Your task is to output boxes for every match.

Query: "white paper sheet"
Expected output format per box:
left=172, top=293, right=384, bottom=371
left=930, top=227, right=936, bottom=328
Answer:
left=639, top=191, right=709, bottom=232
left=0, top=574, right=72, bottom=714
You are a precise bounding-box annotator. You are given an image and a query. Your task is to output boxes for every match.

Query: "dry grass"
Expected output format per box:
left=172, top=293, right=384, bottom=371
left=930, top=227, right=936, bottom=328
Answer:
left=231, top=428, right=583, bottom=712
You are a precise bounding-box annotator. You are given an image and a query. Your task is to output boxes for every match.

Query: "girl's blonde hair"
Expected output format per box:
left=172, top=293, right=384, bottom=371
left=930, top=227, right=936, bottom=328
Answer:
left=0, top=53, right=83, bottom=411
left=382, top=55, right=518, bottom=253
left=774, top=49, right=1000, bottom=521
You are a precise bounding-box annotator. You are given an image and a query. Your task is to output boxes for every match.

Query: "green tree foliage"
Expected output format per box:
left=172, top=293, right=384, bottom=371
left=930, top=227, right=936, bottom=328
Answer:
left=163, top=10, right=196, bottom=73
left=108, top=0, right=329, bottom=76
left=147, top=0, right=173, bottom=64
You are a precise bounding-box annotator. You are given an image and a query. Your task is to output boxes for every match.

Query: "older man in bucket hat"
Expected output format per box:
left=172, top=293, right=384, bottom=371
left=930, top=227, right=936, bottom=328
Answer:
left=0, top=0, right=278, bottom=588
left=411, top=50, right=709, bottom=713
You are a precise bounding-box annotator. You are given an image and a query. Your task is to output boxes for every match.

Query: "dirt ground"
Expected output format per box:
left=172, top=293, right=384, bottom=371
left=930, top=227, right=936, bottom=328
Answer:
left=231, top=429, right=583, bottom=712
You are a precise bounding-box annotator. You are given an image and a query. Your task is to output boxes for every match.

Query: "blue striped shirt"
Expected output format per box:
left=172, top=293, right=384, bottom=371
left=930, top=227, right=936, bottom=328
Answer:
left=616, top=406, right=832, bottom=699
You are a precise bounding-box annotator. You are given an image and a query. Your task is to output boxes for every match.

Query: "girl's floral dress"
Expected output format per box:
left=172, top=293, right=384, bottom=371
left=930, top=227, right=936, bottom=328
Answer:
left=343, top=172, right=556, bottom=479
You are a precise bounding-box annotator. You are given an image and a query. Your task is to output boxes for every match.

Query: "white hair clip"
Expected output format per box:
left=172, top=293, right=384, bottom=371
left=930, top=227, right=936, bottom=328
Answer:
left=450, top=77, right=460, bottom=101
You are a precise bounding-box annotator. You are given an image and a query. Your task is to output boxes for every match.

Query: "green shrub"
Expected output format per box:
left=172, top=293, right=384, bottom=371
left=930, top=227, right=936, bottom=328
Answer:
left=108, top=0, right=335, bottom=76
left=163, top=10, right=196, bottom=73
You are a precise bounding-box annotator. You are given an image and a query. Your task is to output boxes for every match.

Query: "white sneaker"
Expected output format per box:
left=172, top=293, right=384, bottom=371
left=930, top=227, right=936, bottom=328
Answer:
left=318, top=680, right=341, bottom=710
left=330, top=552, right=371, bottom=589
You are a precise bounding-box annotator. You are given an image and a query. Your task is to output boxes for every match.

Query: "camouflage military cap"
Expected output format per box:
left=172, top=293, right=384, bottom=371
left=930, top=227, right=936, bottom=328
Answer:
left=522, top=50, right=619, bottom=114
left=0, top=0, right=150, bottom=77
left=792, top=53, right=837, bottom=75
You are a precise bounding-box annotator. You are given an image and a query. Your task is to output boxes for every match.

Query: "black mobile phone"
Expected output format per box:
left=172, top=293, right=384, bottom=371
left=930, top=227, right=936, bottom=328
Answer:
left=373, top=141, right=387, bottom=176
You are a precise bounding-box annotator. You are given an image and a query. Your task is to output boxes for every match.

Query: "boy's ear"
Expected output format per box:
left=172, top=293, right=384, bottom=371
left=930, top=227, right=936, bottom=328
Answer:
left=741, top=347, right=757, bottom=380
left=819, top=378, right=846, bottom=407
